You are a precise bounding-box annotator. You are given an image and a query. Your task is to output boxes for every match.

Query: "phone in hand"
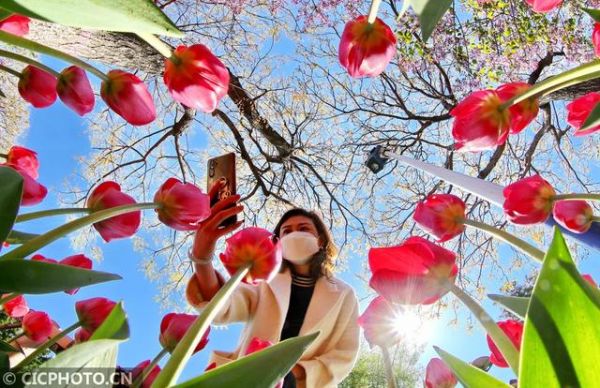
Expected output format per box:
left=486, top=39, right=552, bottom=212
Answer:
left=207, top=152, right=237, bottom=228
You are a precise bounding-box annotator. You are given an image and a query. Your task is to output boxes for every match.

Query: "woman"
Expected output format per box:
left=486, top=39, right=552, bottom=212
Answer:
left=185, top=182, right=360, bottom=388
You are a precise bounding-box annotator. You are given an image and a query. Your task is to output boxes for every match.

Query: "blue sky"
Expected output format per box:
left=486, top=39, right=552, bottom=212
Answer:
left=8, top=63, right=600, bottom=387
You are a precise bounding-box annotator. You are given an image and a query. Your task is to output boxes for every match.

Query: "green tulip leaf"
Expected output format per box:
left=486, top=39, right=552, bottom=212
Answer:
left=0, top=339, right=18, bottom=353
left=0, top=0, right=183, bottom=37
left=400, top=0, right=453, bottom=42
left=520, top=228, right=600, bottom=387
left=174, top=332, right=320, bottom=388
left=0, top=9, right=12, bottom=20
left=488, top=294, right=529, bottom=319
left=0, top=259, right=121, bottom=294
left=578, top=101, right=600, bottom=133
left=6, top=230, right=41, bottom=244
left=0, top=166, right=23, bottom=244
left=89, top=302, right=129, bottom=341
left=583, top=8, right=600, bottom=23
left=434, top=346, right=510, bottom=388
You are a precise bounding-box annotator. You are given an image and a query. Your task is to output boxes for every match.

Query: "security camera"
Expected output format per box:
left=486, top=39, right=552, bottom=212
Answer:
left=365, top=146, right=389, bottom=174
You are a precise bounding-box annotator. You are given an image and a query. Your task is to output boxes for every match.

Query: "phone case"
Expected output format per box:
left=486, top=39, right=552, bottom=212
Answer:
left=207, top=153, right=237, bottom=227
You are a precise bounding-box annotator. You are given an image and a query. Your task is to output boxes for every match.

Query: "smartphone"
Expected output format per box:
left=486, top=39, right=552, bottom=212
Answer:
left=207, top=152, right=237, bottom=228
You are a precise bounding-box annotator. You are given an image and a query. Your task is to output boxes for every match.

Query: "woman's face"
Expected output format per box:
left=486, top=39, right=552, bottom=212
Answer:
left=279, top=215, right=320, bottom=240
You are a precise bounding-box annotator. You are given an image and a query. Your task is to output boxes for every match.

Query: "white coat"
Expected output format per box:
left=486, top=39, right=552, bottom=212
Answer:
left=185, top=266, right=360, bottom=388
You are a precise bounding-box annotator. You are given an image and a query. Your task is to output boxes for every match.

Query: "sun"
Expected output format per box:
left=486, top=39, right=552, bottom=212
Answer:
left=391, top=309, right=436, bottom=347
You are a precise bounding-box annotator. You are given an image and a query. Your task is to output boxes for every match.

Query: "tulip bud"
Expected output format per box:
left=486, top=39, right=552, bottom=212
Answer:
left=153, top=178, right=210, bottom=231
left=2, top=163, right=48, bottom=206
left=75, top=297, right=117, bottom=332
left=503, top=175, right=555, bottom=225
left=100, top=70, right=156, bottom=126
left=159, top=313, right=209, bottom=354
left=357, top=296, right=403, bottom=349
left=6, top=146, right=39, bottom=179
left=57, top=66, right=95, bottom=116
left=132, top=360, right=161, bottom=388
left=220, top=227, right=282, bottom=284
left=0, top=14, right=30, bottom=36
left=60, top=254, right=93, bottom=295
left=86, top=181, right=141, bottom=242
left=552, top=200, right=594, bottom=234
left=414, top=194, right=466, bottom=242
left=164, top=44, right=229, bottom=113
left=486, top=319, right=523, bottom=368
left=18, top=65, right=58, bottom=108
left=425, top=357, right=458, bottom=388
left=496, top=82, right=539, bottom=134
left=338, top=15, right=396, bottom=78
left=22, top=310, right=53, bottom=344
left=2, top=294, right=29, bottom=318
left=566, top=92, right=600, bottom=136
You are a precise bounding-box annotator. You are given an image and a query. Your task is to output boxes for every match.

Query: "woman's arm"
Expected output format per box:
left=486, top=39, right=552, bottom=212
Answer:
left=190, top=179, right=244, bottom=301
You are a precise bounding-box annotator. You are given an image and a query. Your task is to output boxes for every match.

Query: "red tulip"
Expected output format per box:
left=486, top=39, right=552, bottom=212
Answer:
left=2, top=294, right=29, bottom=318
left=18, top=65, right=58, bottom=108
left=357, top=296, right=403, bottom=348
left=6, top=145, right=39, bottom=179
left=153, top=178, right=210, bottom=231
left=594, top=23, right=600, bottom=58
left=86, top=181, right=141, bottom=242
left=60, top=254, right=93, bottom=295
left=566, top=92, right=600, bottom=136
left=243, top=338, right=283, bottom=388
left=368, top=236, right=458, bottom=305
left=159, top=313, right=210, bottom=354
left=31, top=253, right=57, bottom=263
left=22, top=310, right=53, bottom=344
left=2, top=163, right=48, bottom=206
left=553, top=200, right=594, bottom=234
left=75, top=297, right=117, bottom=332
left=57, top=66, right=95, bottom=116
left=100, top=70, right=156, bottom=126
left=496, top=82, right=539, bottom=134
left=164, top=44, right=229, bottom=113
left=425, top=357, right=457, bottom=388
left=503, top=175, right=556, bottom=224
left=414, top=194, right=466, bottom=242
left=220, top=227, right=282, bottom=284
left=0, top=14, right=30, bottom=36
left=205, top=362, right=217, bottom=371
left=74, top=327, right=92, bottom=343
left=487, top=319, right=523, bottom=368
left=338, top=15, right=397, bottom=78
left=450, top=90, right=510, bottom=152
left=132, top=360, right=161, bottom=388
left=583, top=274, right=597, bottom=287
left=524, top=0, right=562, bottom=13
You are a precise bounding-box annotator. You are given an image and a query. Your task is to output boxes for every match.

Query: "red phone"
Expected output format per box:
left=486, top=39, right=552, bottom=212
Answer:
left=207, top=153, right=237, bottom=228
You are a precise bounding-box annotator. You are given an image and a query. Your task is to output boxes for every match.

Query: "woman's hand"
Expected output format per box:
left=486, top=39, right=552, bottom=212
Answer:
left=191, top=179, right=245, bottom=260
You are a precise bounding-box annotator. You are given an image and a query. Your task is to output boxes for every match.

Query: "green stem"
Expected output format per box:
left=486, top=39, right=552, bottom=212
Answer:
left=137, top=33, right=173, bottom=58
left=380, top=345, right=397, bottom=388
left=132, top=348, right=169, bottom=388
left=0, top=293, right=19, bottom=305
left=0, top=49, right=60, bottom=77
left=0, top=202, right=160, bottom=260
left=0, top=31, right=107, bottom=81
left=500, top=60, right=600, bottom=109
left=367, top=0, right=382, bottom=24
left=16, top=208, right=92, bottom=223
left=462, top=218, right=544, bottom=262
left=553, top=193, right=600, bottom=202
left=151, top=263, right=251, bottom=388
left=13, top=321, right=80, bottom=372
left=450, top=284, right=520, bottom=375
left=0, top=64, right=20, bottom=78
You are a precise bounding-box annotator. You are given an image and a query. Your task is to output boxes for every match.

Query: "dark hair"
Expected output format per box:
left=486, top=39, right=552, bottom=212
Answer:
left=273, top=208, right=338, bottom=280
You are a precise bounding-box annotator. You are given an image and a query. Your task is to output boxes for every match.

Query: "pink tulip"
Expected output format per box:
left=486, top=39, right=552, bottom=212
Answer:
left=566, top=92, right=600, bottom=136
left=132, top=360, right=161, bottom=388
left=74, top=327, right=92, bottom=343
left=57, top=66, right=95, bottom=116
left=100, top=70, right=156, bottom=126
left=153, top=178, right=211, bottom=231
left=487, top=319, right=523, bottom=368
left=496, top=82, right=539, bottom=134
left=524, top=0, right=562, bottom=13
left=593, top=23, right=600, bottom=58
left=86, top=181, right=141, bottom=242
left=164, top=44, right=229, bottom=113
left=338, top=15, right=396, bottom=78
left=583, top=274, right=598, bottom=287
left=18, top=65, right=57, bottom=108
left=414, top=194, right=466, bottom=242
left=6, top=145, right=39, bottom=179
left=553, top=200, right=594, bottom=234
left=357, top=296, right=403, bottom=348
left=503, top=175, right=555, bottom=225
left=243, top=337, right=283, bottom=388
left=2, top=163, right=48, bottom=206
left=0, top=14, right=30, bottom=36
left=31, top=253, right=57, bottom=263
left=60, top=254, right=93, bottom=295
left=425, top=357, right=457, bottom=388
left=159, top=313, right=210, bottom=354
left=220, top=227, right=282, bottom=284
left=2, top=294, right=29, bottom=318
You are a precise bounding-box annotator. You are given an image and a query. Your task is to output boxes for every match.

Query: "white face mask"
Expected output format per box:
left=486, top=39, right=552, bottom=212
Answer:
left=280, top=231, right=320, bottom=265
